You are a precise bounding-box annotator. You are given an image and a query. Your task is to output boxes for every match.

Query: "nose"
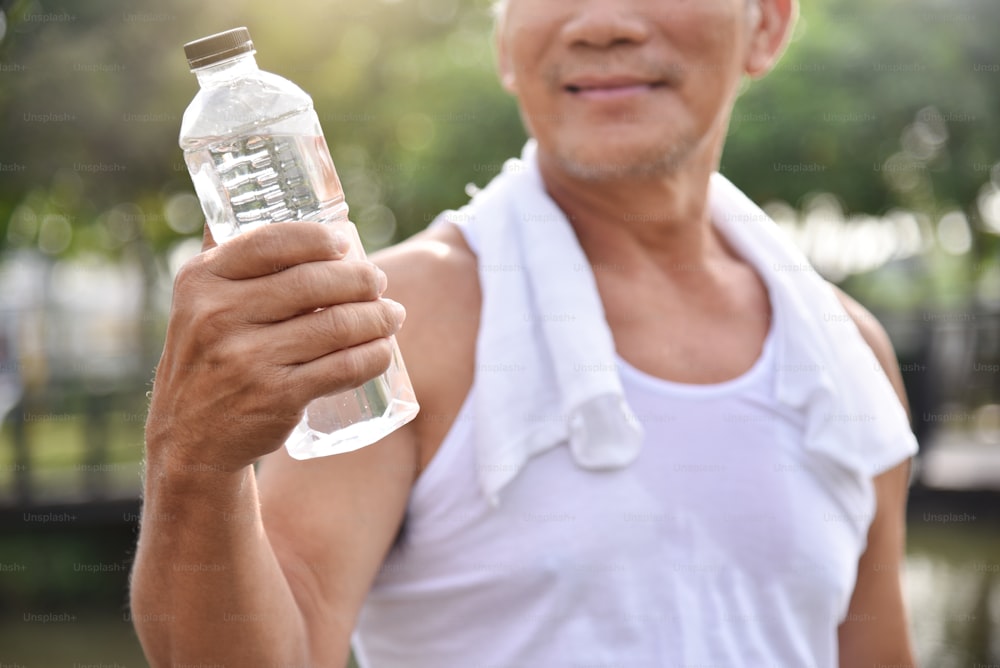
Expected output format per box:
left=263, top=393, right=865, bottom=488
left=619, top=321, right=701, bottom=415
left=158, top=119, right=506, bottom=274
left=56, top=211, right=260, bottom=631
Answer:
left=560, top=3, right=652, bottom=49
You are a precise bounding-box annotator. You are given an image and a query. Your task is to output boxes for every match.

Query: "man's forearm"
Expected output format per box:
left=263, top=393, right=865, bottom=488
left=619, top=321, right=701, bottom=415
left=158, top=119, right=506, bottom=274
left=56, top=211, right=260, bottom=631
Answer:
left=130, top=457, right=310, bottom=667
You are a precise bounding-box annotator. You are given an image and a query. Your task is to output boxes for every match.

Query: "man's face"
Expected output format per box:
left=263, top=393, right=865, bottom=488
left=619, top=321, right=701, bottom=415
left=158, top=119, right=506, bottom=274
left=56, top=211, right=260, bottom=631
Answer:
left=497, top=0, right=763, bottom=181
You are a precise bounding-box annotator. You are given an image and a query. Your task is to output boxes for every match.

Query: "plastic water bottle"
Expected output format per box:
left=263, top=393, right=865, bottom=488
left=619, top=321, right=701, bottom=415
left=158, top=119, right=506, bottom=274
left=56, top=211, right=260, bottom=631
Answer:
left=179, top=27, right=419, bottom=458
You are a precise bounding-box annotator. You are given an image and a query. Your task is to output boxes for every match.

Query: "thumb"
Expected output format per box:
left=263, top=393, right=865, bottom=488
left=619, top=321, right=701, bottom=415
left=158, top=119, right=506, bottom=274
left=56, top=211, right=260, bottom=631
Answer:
left=201, top=222, right=218, bottom=252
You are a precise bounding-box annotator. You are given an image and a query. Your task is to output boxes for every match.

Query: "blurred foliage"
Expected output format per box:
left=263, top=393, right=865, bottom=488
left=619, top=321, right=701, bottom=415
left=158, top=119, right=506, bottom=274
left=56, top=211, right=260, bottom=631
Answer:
left=724, top=0, right=1000, bottom=313
left=727, top=0, right=1000, bottom=214
left=0, top=0, right=518, bottom=258
left=0, top=0, right=997, bottom=261
left=0, top=0, right=1000, bottom=255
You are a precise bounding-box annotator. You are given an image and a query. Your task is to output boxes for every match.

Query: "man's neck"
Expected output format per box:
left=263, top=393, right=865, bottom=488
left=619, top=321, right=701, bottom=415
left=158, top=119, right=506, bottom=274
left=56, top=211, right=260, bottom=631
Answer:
left=535, top=147, right=727, bottom=275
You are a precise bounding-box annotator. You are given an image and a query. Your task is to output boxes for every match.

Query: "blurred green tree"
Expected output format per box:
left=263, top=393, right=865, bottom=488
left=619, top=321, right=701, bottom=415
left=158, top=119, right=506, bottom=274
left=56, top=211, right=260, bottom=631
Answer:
left=0, top=0, right=997, bottom=259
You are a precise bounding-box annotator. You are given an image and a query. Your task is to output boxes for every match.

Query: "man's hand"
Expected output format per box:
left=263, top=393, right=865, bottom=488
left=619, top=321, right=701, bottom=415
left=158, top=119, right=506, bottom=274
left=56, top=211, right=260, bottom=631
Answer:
left=145, top=222, right=405, bottom=473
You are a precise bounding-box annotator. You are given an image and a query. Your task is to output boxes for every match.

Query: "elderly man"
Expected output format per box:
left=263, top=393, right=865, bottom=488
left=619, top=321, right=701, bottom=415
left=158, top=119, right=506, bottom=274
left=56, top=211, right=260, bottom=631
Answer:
left=131, top=0, right=918, bottom=666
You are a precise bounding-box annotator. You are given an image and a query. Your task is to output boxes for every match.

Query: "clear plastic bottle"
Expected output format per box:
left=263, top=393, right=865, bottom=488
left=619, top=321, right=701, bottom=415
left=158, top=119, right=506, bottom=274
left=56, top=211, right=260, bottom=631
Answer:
left=179, top=27, right=419, bottom=458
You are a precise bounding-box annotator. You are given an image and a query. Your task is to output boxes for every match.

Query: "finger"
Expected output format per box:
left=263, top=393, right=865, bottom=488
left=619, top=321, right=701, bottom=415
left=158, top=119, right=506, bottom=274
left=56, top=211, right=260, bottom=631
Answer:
left=284, top=337, right=397, bottom=406
left=201, top=222, right=217, bottom=252
left=237, top=260, right=388, bottom=323
left=206, top=222, right=351, bottom=280
left=252, top=299, right=405, bottom=365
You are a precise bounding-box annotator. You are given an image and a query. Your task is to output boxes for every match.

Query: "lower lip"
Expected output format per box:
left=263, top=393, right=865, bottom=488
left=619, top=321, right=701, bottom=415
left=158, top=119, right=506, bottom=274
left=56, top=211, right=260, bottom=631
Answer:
left=571, top=84, right=656, bottom=100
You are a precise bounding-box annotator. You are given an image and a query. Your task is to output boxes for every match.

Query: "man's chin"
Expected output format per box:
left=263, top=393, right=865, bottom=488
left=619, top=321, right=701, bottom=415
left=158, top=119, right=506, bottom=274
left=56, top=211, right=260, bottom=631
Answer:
left=551, top=141, right=691, bottom=182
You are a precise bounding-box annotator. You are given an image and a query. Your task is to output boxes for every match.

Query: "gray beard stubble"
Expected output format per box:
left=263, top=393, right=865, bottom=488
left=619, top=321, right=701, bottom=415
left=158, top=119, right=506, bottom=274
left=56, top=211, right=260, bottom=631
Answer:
left=552, top=134, right=697, bottom=182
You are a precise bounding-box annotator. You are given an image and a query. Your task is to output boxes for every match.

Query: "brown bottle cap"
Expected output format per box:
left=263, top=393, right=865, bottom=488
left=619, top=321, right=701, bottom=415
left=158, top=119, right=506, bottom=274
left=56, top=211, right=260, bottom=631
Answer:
left=184, top=27, right=254, bottom=70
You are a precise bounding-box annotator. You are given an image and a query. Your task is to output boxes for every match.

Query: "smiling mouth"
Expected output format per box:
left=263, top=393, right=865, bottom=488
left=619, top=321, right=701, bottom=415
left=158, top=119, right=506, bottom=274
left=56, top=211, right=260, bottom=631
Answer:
left=563, top=79, right=669, bottom=103
left=564, top=81, right=666, bottom=94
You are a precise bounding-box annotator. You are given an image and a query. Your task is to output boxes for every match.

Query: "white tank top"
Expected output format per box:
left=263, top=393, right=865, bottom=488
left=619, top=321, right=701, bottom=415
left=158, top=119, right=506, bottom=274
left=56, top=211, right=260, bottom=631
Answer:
left=352, top=293, right=880, bottom=667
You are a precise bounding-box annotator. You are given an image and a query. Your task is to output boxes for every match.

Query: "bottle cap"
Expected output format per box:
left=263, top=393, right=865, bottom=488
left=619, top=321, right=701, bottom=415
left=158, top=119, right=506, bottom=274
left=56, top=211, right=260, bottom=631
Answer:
left=184, top=27, right=255, bottom=70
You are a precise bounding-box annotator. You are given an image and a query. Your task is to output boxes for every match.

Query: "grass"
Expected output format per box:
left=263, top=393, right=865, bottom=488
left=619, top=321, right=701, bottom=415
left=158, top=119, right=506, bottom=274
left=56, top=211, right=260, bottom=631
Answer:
left=0, top=608, right=361, bottom=667
left=0, top=610, right=148, bottom=666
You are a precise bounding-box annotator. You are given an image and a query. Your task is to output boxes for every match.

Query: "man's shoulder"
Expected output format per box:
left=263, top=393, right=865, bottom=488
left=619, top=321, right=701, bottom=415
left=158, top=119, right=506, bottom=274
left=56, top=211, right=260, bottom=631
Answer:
left=831, top=284, right=892, bottom=364
left=372, top=222, right=479, bottom=308
left=831, top=284, right=910, bottom=416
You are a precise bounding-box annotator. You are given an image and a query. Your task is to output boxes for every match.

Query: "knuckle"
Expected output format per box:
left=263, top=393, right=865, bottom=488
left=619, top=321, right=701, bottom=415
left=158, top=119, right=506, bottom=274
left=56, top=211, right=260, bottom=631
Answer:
left=236, top=225, right=282, bottom=270
left=173, top=293, right=209, bottom=332
left=308, top=262, right=335, bottom=295
left=290, top=261, right=333, bottom=309
left=243, top=229, right=271, bottom=264
left=172, top=255, right=208, bottom=293
left=169, top=296, right=241, bottom=349
left=280, top=262, right=312, bottom=298
left=269, top=368, right=307, bottom=410
left=338, top=347, right=367, bottom=387
left=356, top=262, right=383, bottom=300
left=336, top=339, right=392, bottom=389
left=221, top=335, right=255, bottom=368
left=325, top=303, right=364, bottom=347
left=366, top=338, right=395, bottom=377
left=262, top=222, right=341, bottom=263
left=313, top=226, right=345, bottom=260
left=377, top=301, right=401, bottom=336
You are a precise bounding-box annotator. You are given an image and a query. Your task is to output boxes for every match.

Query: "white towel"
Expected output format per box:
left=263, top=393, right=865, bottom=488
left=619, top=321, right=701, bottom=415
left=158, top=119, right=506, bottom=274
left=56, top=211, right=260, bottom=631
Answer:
left=441, top=140, right=917, bottom=505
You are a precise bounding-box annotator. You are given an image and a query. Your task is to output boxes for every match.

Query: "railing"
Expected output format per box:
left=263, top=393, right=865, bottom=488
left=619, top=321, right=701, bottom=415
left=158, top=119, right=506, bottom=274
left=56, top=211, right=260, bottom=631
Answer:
left=2, top=310, right=999, bottom=515
left=0, top=382, right=147, bottom=520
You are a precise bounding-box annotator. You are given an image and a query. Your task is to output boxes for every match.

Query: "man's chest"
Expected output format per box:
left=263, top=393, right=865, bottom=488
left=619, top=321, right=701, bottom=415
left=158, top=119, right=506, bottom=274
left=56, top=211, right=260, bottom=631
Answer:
left=391, top=383, right=867, bottom=628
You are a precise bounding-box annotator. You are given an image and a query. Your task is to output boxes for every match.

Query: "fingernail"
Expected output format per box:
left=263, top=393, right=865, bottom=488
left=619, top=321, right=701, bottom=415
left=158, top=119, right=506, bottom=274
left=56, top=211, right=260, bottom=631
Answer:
left=377, top=268, right=388, bottom=295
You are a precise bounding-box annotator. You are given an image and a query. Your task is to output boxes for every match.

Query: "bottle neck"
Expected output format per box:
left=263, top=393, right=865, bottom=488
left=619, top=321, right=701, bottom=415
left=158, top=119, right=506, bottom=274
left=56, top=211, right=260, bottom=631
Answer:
left=192, top=53, right=259, bottom=88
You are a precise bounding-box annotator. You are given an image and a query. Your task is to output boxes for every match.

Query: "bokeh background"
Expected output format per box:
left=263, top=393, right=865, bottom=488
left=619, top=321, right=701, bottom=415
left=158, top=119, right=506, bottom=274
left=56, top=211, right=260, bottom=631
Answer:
left=1, top=0, right=998, bottom=664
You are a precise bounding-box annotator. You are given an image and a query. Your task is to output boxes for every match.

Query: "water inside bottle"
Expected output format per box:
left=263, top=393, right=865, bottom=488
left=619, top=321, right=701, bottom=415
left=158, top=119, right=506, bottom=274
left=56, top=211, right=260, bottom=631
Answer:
left=183, top=132, right=419, bottom=457
left=184, top=134, right=349, bottom=240
left=286, top=345, right=420, bottom=459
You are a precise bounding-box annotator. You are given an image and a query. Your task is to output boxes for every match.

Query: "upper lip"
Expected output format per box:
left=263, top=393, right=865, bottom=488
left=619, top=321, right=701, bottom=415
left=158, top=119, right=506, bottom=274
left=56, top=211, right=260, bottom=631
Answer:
left=563, top=75, right=665, bottom=92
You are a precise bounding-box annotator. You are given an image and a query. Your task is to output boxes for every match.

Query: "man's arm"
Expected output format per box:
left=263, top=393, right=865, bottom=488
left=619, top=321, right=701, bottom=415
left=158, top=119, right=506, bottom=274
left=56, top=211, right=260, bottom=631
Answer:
left=255, top=221, right=481, bottom=663
left=130, top=223, right=407, bottom=667
left=255, top=423, right=418, bottom=665
left=834, top=287, right=917, bottom=667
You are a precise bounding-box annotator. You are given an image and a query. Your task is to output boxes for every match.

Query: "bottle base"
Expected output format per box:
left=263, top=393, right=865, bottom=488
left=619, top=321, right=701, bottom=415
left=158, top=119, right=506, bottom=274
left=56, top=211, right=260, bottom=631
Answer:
left=284, top=399, right=420, bottom=460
